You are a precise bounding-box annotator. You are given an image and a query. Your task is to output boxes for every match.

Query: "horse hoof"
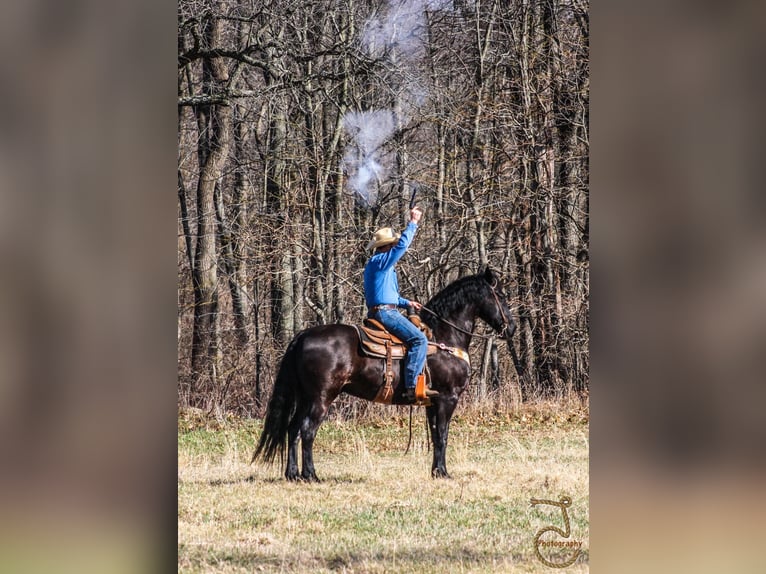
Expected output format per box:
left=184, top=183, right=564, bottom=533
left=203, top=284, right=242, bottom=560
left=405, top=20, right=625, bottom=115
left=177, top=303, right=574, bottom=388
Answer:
left=431, top=468, right=451, bottom=479
left=285, top=473, right=301, bottom=482
left=301, top=474, right=321, bottom=483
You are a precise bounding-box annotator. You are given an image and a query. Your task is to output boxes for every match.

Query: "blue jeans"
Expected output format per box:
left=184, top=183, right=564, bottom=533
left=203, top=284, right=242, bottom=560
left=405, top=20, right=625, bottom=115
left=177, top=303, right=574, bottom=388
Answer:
left=372, top=308, right=428, bottom=389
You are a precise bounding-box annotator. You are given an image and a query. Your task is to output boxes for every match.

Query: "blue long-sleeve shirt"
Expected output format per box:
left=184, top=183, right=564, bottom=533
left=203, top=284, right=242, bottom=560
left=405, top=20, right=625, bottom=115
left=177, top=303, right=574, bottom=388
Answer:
left=363, top=221, right=418, bottom=309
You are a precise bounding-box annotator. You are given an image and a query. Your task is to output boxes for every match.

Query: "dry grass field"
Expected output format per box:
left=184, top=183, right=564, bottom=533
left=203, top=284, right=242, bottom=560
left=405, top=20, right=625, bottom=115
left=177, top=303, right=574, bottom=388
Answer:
left=178, top=402, right=589, bottom=573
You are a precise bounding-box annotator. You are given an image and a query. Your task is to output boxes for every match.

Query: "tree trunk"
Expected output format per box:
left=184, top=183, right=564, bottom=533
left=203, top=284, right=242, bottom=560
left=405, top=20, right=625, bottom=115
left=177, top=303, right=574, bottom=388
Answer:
left=190, top=6, right=232, bottom=399
left=225, top=103, right=252, bottom=346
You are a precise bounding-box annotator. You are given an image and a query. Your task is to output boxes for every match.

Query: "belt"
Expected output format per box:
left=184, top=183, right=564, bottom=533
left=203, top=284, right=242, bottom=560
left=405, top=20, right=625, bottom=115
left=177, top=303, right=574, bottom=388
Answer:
left=369, top=304, right=398, bottom=313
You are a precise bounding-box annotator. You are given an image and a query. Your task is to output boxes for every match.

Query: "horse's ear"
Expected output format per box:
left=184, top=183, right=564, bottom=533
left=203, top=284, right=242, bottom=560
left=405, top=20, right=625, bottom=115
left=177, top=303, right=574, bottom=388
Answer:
left=483, top=266, right=495, bottom=284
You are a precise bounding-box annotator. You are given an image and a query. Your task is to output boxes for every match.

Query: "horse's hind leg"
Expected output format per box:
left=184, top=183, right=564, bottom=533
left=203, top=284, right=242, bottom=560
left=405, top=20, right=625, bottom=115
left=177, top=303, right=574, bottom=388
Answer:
left=285, top=403, right=309, bottom=481
left=300, top=397, right=334, bottom=482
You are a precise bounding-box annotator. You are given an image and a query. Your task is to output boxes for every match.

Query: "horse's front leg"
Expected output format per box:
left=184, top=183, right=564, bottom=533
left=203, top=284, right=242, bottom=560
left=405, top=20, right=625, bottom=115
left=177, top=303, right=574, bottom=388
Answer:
left=427, top=396, right=458, bottom=478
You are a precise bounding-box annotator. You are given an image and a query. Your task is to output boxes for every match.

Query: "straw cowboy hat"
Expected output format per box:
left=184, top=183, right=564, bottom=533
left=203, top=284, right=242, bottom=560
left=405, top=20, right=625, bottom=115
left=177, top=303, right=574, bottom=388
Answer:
left=367, top=227, right=401, bottom=250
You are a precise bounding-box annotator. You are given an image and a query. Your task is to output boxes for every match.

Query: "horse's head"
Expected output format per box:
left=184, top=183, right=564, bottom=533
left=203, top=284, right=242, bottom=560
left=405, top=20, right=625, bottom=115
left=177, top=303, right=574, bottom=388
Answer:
left=480, top=267, right=516, bottom=347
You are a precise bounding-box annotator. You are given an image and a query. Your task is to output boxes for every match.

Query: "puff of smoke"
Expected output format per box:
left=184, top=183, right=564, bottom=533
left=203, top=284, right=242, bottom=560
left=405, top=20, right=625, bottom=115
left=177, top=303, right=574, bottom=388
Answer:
left=344, top=0, right=454, bottom=208
left=342, top=110, right=396, bottom=208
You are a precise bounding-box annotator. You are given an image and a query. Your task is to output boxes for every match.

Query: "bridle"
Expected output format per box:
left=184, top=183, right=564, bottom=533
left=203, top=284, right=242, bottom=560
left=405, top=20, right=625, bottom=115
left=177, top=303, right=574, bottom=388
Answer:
left=488, top=281, right=513, bottom=339
left=421, top=281, right=513, bottom=341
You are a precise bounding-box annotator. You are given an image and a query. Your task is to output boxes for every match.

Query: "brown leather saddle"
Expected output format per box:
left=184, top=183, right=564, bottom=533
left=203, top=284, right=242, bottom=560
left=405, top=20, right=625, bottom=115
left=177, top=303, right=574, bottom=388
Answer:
left=357, top=316, right=434, bottom=360
left=355, top=316, right=436, bottom=405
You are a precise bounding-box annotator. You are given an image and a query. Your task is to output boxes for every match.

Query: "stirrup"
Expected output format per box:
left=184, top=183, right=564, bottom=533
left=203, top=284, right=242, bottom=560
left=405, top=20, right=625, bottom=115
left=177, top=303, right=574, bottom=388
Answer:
left=415, top=374, right=438, bottom=405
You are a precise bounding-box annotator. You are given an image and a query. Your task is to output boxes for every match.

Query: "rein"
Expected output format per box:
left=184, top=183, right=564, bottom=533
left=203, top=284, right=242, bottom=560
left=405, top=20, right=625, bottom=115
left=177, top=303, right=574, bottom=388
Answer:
left=420, top=305, right=494, bottom=340
left=404, top=405, right=414, bottom=455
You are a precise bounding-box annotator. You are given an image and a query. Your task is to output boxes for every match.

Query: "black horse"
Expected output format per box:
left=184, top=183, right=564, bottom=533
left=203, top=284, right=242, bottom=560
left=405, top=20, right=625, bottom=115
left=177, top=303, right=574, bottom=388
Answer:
left=252, top=267, right=516, bottom=480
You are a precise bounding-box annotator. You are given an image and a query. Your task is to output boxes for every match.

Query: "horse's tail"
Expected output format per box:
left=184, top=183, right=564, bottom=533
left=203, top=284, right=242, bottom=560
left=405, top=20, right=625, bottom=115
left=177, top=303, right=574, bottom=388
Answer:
left=251, top=334, right=303, bottom=465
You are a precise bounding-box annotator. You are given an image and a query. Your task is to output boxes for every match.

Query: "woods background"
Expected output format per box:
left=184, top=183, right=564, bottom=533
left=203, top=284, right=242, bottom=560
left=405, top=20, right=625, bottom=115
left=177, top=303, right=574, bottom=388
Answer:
left=177, top=0, right=589, bottom=417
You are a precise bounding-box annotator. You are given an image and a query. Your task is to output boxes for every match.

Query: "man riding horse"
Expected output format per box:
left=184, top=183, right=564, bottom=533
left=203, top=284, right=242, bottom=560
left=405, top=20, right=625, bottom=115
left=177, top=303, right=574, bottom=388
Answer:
left=253, top=205, right=517, bottom=480
left=363, top=206, right=439, bottom=404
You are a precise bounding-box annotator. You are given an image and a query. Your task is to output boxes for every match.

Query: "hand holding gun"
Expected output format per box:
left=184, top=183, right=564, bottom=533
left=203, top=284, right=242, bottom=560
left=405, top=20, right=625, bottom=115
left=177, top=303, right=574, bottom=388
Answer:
left=409, top=185, right=423, bottom=224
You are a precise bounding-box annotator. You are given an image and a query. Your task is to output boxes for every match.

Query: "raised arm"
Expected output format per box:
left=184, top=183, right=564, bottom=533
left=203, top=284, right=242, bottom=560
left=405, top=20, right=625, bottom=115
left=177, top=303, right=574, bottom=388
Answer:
left=376, top=208, right=423, bottom=269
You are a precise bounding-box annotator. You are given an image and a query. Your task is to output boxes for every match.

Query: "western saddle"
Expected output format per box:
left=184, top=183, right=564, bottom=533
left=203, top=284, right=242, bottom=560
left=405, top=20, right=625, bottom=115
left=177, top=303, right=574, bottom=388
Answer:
left=355, top=315, right=440, bottom=405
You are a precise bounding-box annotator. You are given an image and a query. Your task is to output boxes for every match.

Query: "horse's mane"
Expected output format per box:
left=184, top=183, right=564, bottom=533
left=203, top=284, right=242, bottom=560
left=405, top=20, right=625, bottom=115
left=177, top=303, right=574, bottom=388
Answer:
left=423, top=273, right=488, bottom=328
